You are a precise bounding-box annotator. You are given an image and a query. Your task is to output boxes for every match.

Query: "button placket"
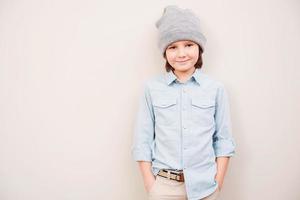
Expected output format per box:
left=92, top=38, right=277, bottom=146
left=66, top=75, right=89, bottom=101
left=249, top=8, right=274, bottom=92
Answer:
left=181, top=86, right=189, bottom=170
left=181, top=87, right=188, bottom=131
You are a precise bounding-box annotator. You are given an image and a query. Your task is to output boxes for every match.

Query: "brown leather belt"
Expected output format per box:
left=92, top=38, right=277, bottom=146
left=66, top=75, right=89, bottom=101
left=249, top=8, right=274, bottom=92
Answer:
left=157, top=169, right=185, bottom=182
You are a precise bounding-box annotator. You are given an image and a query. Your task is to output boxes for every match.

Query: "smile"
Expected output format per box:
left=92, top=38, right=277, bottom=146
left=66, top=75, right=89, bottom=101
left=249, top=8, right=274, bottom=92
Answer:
left=177, top=59, right=190, bottom=63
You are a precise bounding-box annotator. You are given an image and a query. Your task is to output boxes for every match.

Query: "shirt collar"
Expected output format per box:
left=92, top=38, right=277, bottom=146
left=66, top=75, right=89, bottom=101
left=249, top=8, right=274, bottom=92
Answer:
left=165, top=68, right=202, bottom=85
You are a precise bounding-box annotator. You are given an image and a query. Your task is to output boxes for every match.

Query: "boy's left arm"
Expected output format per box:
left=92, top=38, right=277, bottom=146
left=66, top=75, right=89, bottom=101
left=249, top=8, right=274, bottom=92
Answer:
left=213, top=83, right=236, bottom=191
left=215, top=156, right=230, bottom=190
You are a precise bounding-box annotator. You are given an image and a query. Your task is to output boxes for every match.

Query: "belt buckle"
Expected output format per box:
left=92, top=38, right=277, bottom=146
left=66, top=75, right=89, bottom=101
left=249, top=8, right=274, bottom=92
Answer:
left=172, top=170, right=182, bottom=175
left=161, top=169, right=183, bottom=182
left=167, top=170, right=171, bottom=180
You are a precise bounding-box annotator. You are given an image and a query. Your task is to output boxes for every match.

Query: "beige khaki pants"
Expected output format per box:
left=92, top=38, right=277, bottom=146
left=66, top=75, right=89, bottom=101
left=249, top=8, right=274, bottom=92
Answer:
left=148, top=175, right=220, bottom=200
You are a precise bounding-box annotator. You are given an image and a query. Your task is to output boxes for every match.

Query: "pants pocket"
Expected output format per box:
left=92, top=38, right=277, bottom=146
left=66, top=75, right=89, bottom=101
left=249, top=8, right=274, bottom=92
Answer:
left=148, top=176, right=159, bottom=194
left=201, top=188, right=220, bottom=200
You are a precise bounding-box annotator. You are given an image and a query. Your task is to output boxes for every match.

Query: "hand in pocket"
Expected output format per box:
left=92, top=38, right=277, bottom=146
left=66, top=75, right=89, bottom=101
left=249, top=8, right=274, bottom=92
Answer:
left=145, top=175, right=157, bottom=193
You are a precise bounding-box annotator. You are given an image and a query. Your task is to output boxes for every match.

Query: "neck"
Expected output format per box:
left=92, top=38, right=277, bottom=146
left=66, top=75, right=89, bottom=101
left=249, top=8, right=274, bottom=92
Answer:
left=173, top=67, right=196, bottom=83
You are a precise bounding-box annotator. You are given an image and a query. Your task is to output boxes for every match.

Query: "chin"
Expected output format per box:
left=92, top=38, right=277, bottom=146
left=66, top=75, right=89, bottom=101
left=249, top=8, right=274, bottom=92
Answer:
left=174, top=66, right=194, bottom=72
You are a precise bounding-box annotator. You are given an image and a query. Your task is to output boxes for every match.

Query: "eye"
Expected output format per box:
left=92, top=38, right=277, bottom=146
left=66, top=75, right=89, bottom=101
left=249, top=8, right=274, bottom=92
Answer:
left=168, top=46, right=176, bottom=49
left=186, top=44, right=194, bottom=47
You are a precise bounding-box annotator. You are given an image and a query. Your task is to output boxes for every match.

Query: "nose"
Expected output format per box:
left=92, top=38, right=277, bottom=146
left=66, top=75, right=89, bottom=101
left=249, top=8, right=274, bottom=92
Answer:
left=177, top=47, right=186, bottom=58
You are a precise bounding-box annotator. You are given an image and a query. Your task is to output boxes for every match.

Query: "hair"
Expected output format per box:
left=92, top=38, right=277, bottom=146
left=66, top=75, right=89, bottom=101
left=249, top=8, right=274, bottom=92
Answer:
left=163, top=44, right=203, bottom=72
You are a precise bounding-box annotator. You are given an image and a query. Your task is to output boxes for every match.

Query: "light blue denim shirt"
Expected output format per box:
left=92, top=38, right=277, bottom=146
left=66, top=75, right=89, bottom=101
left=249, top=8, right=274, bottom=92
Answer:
left=131, top=68, right=236, bottom=200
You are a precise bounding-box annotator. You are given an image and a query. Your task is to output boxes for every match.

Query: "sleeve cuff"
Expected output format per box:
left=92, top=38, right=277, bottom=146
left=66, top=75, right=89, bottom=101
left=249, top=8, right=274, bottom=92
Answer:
left=132, top=149, right=152, bottom=162
left=213, top=139, right=236, bottom=157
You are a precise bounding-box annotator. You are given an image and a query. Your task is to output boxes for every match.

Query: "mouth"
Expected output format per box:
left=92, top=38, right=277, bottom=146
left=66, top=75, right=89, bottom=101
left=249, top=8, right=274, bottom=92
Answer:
left=177, top=59, right=190, bottom=63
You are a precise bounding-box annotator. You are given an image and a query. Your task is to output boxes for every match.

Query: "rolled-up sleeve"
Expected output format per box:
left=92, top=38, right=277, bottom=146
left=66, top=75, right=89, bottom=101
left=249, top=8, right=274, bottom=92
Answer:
left=213, top=83, right=236, bottom=157
left=131, top=82, right=155, bottom=162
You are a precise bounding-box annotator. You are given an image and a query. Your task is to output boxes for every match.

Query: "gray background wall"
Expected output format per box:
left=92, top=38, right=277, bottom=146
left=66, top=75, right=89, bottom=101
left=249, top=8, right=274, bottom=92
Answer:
left=0, top=0, right=299, bottom=199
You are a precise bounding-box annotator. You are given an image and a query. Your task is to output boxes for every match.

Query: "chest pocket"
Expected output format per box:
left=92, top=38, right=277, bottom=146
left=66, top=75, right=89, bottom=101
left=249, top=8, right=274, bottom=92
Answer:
left=191, top=98, right=215, bottom=127
left=153, top=98, right=178, bottom=126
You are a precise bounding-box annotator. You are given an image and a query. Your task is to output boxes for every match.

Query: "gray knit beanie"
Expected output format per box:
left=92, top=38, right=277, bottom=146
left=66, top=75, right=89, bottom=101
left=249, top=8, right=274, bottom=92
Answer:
left=155, top=5, right=207, bottom=55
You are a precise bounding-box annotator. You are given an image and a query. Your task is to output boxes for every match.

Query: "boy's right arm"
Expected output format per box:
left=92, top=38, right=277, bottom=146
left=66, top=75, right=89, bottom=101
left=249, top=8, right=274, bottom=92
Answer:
left=131, top=82, right=156, bottom=192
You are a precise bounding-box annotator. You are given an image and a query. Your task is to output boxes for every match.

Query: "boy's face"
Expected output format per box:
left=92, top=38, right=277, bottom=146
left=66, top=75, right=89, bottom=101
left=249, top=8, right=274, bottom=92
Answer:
left=165, top=40, right=199, bottom=73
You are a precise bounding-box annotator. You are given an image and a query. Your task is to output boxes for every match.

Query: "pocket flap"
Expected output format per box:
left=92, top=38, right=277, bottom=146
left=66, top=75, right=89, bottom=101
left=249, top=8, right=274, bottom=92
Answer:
left=191, top=98, right=215, bottom=108
left=153, top=98, right=177, bottom=108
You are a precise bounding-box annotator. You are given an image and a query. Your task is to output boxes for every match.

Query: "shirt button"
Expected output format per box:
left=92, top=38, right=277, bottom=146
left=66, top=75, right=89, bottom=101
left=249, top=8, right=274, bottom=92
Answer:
left=183, top=126, right=187, bottom=129
left=183, top=89, right=186, bottom=93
